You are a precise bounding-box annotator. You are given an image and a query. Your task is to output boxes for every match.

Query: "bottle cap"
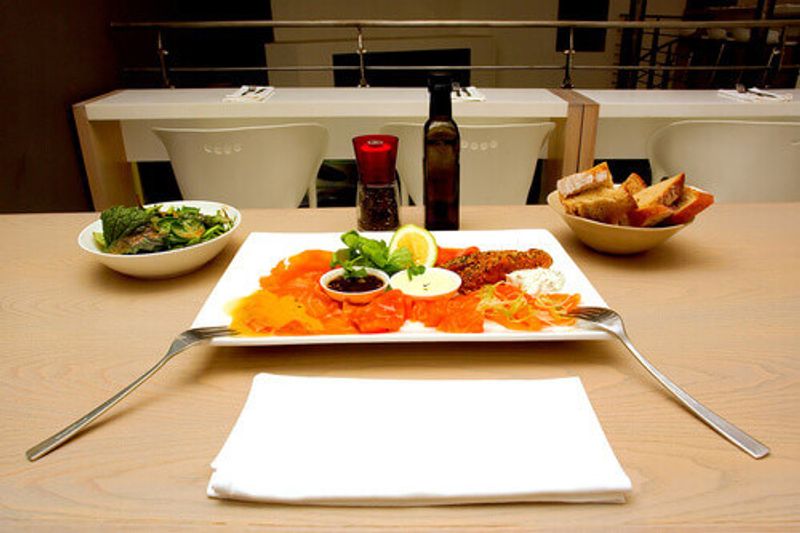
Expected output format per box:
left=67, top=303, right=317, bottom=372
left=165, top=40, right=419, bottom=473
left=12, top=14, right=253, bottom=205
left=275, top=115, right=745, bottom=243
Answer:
left=352, top=135, right=399, bottom=185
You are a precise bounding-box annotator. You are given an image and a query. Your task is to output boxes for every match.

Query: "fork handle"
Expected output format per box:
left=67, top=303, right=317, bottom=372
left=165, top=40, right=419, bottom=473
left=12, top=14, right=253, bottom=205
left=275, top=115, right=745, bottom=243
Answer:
left=26, top=353, right=173, bottom=462
left=616, top=334, right=770, bottom=459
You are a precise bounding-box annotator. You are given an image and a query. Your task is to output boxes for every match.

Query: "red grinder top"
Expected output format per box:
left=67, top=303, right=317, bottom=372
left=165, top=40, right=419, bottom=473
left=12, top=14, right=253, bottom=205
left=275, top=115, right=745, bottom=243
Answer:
left=352, top=134, right=398, bottom=185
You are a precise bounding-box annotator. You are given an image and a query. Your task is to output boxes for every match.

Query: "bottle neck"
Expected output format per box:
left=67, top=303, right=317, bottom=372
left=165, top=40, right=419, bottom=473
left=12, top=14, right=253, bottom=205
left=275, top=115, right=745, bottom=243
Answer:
left=429, top=88, right=452, bottom=119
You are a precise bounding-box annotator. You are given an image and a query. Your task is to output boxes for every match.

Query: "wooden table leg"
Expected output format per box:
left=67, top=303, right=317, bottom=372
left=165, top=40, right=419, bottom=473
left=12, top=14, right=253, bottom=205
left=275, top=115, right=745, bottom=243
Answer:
left=541, top=89, right=600, bottom=202
left=73, top=92, right=138, bottom=211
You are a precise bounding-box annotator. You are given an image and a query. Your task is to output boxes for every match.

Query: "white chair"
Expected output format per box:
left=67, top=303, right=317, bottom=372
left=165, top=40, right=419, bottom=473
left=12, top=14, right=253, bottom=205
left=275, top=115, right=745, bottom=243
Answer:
left=647, top=120, right=800, bottom=202
left=380, top=122, right=555, bottom=205
left=153, top=124, right=328, bottom=208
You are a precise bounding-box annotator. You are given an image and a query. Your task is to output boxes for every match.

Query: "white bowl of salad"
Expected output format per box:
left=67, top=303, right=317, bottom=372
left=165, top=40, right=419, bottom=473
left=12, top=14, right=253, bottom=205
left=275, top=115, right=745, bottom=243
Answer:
left=78, top=200, right=241, bottom=279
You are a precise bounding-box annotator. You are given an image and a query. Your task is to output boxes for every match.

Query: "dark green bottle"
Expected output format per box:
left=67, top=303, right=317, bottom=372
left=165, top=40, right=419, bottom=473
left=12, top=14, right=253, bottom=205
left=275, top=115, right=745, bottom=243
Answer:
left=424, top=75, right=460, bottom=230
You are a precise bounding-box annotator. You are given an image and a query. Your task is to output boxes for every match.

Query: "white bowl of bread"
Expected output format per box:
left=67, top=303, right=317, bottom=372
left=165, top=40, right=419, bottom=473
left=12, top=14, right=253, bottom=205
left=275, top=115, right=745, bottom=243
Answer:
left=548, top=162, right=714, bottom=254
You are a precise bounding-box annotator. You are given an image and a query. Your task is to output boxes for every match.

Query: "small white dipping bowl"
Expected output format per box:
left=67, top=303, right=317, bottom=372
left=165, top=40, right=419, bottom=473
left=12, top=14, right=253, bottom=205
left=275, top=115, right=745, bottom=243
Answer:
left=319, top=267, right=390, bottom=304
left=78, top=200, right=241, bottom=279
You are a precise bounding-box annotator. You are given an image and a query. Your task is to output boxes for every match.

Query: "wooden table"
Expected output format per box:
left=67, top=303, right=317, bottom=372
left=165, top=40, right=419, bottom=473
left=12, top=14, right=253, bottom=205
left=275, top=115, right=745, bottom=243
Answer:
left=1, top=205, right=798, bottom=531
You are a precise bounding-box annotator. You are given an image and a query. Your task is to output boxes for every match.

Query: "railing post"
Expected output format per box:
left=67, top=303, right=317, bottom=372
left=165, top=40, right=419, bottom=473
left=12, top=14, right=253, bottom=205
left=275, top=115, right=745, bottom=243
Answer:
left=647, top=26, right=660, bottom=88
left=156, top=29, right=173, bottom=88
left=661, top=41, right=673, bottom=89
left=356, top=26, right=369, bottom=88
left=561, top=26, right=575, bottom=89
left=764, top=26, right=787, bottom=87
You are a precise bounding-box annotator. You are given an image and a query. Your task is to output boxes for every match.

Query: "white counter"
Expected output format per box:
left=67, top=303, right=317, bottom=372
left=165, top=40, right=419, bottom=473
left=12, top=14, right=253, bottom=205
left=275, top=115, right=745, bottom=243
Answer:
left=86, top=87, right=567, bottom=120
left=576, top=89, right=800, bottom=158
left=85, top=88, right=567, bottom=161
left=577, top=89, right=800, bottom=118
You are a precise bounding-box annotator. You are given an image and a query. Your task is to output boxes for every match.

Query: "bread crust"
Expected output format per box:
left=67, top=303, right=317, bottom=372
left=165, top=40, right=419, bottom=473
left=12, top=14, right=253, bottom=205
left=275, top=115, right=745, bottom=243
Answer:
left=667, top=186, right=715, bottom=224
left=628, top=204, right=674, bottom=227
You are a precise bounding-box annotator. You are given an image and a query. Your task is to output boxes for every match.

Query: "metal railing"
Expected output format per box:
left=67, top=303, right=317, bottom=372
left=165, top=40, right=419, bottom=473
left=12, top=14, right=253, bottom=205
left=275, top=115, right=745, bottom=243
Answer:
left=111, top=18, right=800, bottom=89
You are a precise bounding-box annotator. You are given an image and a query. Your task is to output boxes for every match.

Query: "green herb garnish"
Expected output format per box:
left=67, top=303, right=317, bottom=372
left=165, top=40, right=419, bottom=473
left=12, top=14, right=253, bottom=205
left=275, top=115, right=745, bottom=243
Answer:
left=406, top=264, right=426, bottom=280
left=331, top=230, right=419, bottom=279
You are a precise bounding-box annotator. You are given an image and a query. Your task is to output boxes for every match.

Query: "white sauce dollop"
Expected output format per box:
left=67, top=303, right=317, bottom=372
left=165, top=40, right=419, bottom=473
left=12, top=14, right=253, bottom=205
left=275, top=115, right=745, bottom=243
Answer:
left=505, top=267, right=565, bottom=296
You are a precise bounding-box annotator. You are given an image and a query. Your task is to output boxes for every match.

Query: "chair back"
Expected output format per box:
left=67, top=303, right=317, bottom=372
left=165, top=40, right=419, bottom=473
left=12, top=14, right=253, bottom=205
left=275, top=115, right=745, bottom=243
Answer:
left=153, top=124, right=328, bottom=208
left=380, top=122, right=554, bottom=205
left=647, top=120, right=800, bottom=202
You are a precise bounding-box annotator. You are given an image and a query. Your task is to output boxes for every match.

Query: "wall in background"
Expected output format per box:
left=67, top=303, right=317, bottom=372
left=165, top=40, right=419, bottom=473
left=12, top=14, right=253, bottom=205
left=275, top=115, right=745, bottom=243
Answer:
left=268, top=0, right=687, bottom=88
left=0, top=0, right=120, bottom=213
left=0, top=0, right=272, bottom=213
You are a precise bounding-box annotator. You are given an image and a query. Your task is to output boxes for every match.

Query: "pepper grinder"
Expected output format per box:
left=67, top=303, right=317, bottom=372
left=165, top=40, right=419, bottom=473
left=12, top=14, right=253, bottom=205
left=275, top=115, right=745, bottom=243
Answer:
left=352, top=135, right=400, bottom=231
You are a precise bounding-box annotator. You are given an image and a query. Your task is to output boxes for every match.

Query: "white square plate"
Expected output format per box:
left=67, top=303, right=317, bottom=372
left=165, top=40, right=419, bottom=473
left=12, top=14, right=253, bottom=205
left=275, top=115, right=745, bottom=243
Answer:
left=193, top=229, right=609, bottom=346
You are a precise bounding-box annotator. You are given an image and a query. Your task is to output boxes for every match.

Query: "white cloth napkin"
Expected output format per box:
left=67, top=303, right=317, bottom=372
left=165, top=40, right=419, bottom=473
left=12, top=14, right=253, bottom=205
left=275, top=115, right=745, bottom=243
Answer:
left=223, top=86, right=274, bottom=103
left=208, top=373, right=631, bottom=506
left=452, top=86, right=486, bottom=102
left=717, top=88, right=793, bottom=103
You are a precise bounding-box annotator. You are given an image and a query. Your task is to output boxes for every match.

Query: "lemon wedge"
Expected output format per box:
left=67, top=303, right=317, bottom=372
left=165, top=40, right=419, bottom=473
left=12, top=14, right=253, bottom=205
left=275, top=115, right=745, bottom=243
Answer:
left=389, top=224, right=438, bottom=267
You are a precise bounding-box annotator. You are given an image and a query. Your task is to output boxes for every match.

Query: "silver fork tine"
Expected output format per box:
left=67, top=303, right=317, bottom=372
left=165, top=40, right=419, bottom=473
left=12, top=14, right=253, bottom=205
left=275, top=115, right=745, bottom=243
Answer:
left=26, top=326, right=237, bottom=461
left=569, top=306, right=769, bottom=459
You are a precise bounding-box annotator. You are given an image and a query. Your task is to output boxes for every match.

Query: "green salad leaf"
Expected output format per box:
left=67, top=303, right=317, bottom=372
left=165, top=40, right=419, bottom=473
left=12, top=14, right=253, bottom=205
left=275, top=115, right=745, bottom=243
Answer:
left=101, top=205, right=157, bottom=247
left=95, top=204, right=234, bottom=255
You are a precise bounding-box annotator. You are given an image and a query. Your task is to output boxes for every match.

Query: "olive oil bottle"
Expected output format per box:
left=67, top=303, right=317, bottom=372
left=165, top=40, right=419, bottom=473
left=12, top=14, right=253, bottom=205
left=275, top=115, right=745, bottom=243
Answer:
left=423, top=74, right=460, bottom=230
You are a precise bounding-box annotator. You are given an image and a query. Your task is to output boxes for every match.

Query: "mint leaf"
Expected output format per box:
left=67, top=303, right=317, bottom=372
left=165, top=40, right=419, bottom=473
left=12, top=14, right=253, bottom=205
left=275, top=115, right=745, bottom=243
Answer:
left=333, top=230, right=428, bottom=277
left=386, top=247, right=414, bottom=274
left=406, top=264, right=426, bottom=280
left=101, top=205, right=156, bottom=248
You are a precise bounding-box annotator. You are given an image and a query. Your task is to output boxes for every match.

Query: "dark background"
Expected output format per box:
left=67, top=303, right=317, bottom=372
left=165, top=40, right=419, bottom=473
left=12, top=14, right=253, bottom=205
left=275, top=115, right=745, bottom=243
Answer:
left=0, top=0, right=271, bottom=213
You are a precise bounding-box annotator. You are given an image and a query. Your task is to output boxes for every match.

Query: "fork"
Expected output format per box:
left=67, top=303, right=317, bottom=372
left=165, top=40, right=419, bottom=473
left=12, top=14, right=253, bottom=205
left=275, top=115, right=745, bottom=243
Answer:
left=569, top=307, right=769, bottom=459
left=26, top=326, right=238, bottom=462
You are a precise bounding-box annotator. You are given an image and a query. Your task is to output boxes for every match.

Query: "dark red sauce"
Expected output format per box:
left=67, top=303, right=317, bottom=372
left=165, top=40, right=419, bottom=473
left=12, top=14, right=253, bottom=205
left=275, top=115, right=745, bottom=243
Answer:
left=327, top=274, right=385, bottom=293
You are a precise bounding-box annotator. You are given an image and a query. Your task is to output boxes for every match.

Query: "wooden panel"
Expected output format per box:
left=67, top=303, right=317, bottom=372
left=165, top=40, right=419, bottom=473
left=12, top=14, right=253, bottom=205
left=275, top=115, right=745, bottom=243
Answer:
left=578, top=97, right=599, bottom=171
left=541, top=89, right=586, bottom=201
left=73, top=91, right=138, bottom=210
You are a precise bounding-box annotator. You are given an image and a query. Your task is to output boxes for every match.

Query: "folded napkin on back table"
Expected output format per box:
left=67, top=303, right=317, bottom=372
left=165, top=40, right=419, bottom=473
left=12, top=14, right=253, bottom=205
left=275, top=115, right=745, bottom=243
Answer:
left=208, top=373, right=631, bottom=506
left=223, top=86, right=274, bottom=103
left=452, top=86, right=486, bottom=102
left=717, top=88, right=793, bottom=103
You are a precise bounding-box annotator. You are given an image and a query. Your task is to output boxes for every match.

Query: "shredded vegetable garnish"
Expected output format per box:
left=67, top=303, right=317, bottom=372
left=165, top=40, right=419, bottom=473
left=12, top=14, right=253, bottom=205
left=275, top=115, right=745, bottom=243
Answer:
left=476, top=282, right=579, bottom=331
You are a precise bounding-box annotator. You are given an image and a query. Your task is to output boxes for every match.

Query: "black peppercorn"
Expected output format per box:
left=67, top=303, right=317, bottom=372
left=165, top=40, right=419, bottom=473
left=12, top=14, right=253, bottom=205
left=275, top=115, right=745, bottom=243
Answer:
left=357, top=182, right=399, bottom=231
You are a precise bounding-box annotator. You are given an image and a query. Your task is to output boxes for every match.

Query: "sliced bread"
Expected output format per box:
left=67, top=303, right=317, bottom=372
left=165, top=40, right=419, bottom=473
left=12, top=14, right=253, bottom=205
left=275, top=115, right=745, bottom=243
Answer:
left=667, top=186, right=715, bottom=225
left=621, top=173, right=647, bottom=195
left=557, top=161, right=613, bottom=198
left=634, top=173, right=685, bottom=209
left=561, top=186, right=637, bottom=225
